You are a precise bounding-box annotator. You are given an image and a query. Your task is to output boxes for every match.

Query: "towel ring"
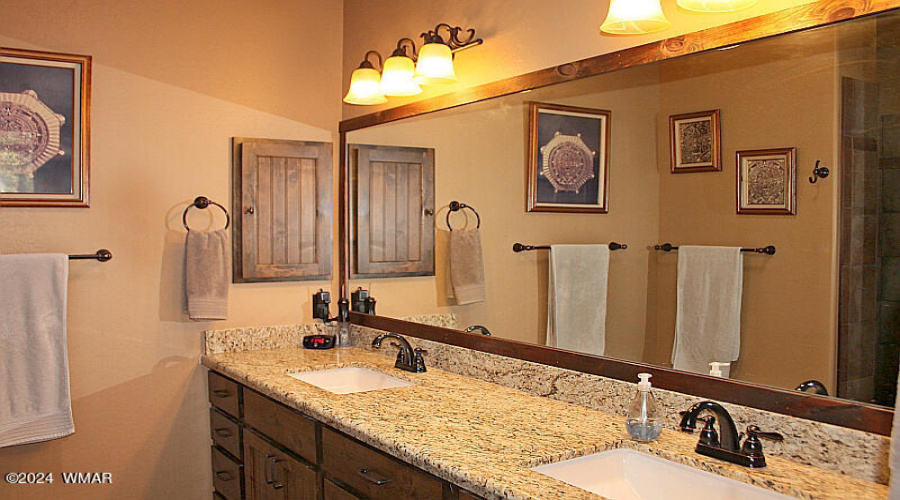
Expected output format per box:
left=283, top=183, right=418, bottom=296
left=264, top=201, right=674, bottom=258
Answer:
left=182, top=196, right=230, bottom=230
left=446, top=200, right=481, bottom=231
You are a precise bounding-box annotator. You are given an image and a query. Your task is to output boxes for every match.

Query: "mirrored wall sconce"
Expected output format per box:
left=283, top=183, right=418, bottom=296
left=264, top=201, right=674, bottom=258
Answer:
left=600, top=0, right=759, bottom=36
left=343, top=23, right=483, bottom=106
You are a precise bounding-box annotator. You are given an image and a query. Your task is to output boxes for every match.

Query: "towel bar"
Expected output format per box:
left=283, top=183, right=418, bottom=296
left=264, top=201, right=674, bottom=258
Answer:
left=654, top=243, right=776, bottom=255
left=513, top=242, right=627, bottom=252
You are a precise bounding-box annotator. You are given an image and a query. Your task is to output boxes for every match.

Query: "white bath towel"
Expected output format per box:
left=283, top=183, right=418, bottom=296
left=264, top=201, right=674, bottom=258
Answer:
left=546, top=245, right=610, bottom=356
left=185, top=229, right=230, bottom=321
left=0, top=254, right=75, bottom=448
left=672, top=246, right=743, bottom=375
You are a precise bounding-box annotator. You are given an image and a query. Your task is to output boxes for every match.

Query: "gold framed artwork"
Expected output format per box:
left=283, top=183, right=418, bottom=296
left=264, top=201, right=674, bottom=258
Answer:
left=736, top=147, right=797, bottom=215
left=669, top=109, right=721, bottom=173
left=0, top=48, right=92, bottom=207
left=526, top=102, right=610, bottom=213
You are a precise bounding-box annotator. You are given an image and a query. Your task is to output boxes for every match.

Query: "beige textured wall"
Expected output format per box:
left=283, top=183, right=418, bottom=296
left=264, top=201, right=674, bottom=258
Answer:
left=341, top=0, right=817, bottom=120
left=0, top=1, right=342, bottom=499
left=350, top=66, right=661, bottom=356
left=650, top=34, right=839, bottom=388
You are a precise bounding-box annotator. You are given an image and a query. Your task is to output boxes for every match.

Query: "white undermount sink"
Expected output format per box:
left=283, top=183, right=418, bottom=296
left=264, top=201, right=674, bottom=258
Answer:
left=289, top=367, right=415, bottom=394
left=531, top=448, right=792, bottom=500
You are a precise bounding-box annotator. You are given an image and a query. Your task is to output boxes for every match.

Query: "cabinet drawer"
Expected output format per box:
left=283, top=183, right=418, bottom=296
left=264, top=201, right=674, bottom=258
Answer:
left=243, top=390, right=317, bottom=464
left=210, top=408, right=241, bottom=459
left=324, top=479, right=362, bottom=500
left=322, top=428, right=443, bottom=500
left=211, top=446, right=242, bottom=500
left=208, top=371, right=241, bottom=418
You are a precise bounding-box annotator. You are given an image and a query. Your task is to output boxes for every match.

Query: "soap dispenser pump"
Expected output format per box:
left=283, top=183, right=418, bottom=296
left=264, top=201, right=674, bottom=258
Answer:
left=626, top=373, right=662, bottom=442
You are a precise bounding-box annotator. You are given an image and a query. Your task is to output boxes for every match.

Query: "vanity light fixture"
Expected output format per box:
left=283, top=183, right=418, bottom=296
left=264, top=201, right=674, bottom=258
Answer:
left=343, top=51, right=387, bottom=105
left=600, top=0, right=671, bottom=35
left=344, top=23, right=483, bottom=105
left=676, top=0, right=758, bottom=12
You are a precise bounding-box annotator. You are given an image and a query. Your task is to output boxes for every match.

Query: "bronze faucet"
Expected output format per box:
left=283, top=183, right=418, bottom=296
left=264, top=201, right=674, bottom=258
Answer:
left=679, top=401, right=783, bottom=468
left=371, top=333, right=427, bottom=373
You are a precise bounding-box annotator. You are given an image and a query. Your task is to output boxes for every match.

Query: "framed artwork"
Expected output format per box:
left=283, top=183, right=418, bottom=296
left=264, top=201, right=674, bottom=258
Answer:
left=0, top=48, right=91, bottom=207
left=736, top=148, right=797, bottom=215
left=527, top=102, right=610, bottom=213
left=669, top=109, right=721, bottom=173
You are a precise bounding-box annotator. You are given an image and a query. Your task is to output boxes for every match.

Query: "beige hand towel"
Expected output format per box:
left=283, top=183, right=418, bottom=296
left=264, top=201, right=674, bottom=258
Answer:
left=672, top=246, right=743, bottom=374
left=185, top=229, right=230, bottom=321
left=449, top=228, right=486, bottom=305
left=546, top=244, right=610, bottom=356
left=0, top=254, right=75, bottom=448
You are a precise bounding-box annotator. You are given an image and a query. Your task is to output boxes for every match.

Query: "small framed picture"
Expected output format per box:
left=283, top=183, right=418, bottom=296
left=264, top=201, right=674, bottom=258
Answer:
left=736, top=148, right=797, bottom=215
left=527, top=102, right=610, bottom=213
left=669, top=109, right=720, bottom=173
left=0, top=48, right=92, bottom=207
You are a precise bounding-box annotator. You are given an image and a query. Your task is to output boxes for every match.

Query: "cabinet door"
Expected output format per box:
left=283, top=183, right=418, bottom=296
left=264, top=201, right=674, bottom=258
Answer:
left=244, top=430, right=317, bottom=500
left=351, top=144, right=435, bottom=277
left=233, top=137, right=333, bottom=282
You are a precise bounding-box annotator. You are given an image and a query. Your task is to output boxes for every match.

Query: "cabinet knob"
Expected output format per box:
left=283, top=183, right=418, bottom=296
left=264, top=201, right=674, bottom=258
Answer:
left=244, top=207, right=255, bottom=215
left=214, top=428, right=233, bottom=438
left=211, top=389, right=230, bottom=398
left=424, top=208, right=434, bottom=216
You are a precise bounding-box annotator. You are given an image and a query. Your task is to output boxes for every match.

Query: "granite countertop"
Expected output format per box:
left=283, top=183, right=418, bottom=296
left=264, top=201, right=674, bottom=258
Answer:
left=201, top=347, right=888, bottom=500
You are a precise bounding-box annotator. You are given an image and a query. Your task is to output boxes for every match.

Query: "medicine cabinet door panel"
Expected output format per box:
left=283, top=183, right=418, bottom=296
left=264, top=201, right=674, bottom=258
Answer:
left=352, top=144, right=435, bottom=278
left=233, top=138, right=333, bottom=282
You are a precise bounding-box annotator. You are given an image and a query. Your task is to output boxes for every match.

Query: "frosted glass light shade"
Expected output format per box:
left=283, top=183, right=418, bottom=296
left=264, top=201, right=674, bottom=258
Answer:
left=600, top=0, right=671, bottom=35
left=414, top=43, right=458, bottom=85
left=380, top=55, right=423, bottom=96
left=343, top=67, right=387, bottom=105
left=677, top=0, right=758, bottom=12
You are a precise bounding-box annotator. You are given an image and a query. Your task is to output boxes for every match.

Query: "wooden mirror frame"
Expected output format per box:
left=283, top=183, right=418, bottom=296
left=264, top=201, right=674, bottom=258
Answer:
left=338, top=0, right=900, bottom=436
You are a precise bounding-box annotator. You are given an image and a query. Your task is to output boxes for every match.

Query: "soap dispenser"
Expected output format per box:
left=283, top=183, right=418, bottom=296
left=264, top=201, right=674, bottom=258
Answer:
left=626, top=373, right=662, bottom=442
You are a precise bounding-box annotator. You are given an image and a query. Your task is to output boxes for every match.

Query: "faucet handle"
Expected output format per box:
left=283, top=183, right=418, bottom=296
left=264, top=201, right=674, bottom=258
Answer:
left=678, top=410, right=695, bottom=432
left=412, top=348, right=428, bottom=373
left=741, top=425, right=784, bottom=458
left=697, top=416, right=719, bottom=447
left=746, top=425, right=783, bottom=441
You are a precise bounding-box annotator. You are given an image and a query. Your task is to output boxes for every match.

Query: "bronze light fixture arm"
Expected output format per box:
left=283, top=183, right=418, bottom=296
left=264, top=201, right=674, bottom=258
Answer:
left=421, top=23, right=484, bottom=53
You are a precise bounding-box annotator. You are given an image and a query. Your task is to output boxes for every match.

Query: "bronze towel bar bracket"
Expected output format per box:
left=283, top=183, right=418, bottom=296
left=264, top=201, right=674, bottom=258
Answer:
left=654, top=243, right=776, bottom=255
left=69, top=249, right=113, bottom=262
left=513, top=242, right=627, bottom=252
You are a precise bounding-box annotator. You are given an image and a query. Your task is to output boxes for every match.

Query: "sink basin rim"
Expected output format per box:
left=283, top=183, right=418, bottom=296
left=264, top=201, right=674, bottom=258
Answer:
left=288, top=366, right=415, bottom=394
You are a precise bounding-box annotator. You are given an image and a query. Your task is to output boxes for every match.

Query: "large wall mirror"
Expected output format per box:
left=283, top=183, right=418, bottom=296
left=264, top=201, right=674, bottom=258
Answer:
left=340, top=4, right=900, bottom=434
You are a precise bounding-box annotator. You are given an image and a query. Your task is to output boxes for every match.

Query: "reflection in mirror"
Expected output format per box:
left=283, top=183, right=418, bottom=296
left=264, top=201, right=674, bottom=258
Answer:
left=347, top=10, right=900, bottom=407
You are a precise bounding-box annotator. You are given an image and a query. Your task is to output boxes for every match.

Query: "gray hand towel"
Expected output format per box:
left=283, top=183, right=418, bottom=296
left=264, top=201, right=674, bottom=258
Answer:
left=546, top=244, right=610, bottom=356
left=0, top=254, right=75, bottom=448
left=449, top=228, right=486, bottom=305
left=672, top=246, right=743, bottom=375
left=185, top=229, right=230, bottom=321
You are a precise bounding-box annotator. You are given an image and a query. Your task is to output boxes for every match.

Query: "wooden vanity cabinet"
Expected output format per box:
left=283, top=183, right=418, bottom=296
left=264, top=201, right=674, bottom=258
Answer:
left=207, top=370, right=480, bottom=500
